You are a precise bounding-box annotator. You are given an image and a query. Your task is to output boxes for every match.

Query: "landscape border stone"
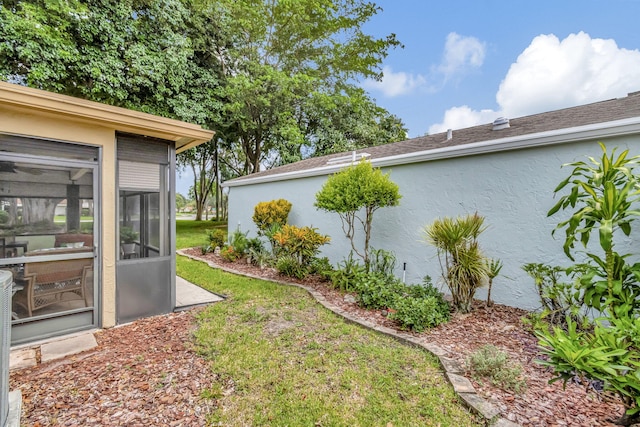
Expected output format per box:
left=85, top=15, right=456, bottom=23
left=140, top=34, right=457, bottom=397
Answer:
left=177, top=249, right=522, bottom=426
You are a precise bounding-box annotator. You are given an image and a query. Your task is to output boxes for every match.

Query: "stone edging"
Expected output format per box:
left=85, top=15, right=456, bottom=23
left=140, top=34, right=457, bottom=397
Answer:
left=177, top=250, right=521, bottom=427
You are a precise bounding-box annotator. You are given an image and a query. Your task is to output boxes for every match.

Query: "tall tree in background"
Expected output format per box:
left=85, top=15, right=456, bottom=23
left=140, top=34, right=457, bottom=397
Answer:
left=0, top=0, right=224, bottom=125
left=179, top=139, right=218, bottom=220
left=212, top=0, right=405, bottom=175
left=1, top=0, right=407, bottom=207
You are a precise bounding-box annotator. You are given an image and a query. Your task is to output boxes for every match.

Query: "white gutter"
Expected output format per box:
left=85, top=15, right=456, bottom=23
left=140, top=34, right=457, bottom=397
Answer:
left=223, top=116, right=640, bottom=188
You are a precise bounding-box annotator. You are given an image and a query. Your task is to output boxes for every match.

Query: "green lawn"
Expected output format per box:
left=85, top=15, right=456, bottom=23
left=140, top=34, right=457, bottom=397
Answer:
left=175, top=219, right=226, bottom=250
left=175, top=221, right=480, bottom=426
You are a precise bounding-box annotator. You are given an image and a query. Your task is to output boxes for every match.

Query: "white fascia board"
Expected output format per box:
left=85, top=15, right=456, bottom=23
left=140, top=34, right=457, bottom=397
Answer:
left=223, top=117, right=640, bottom=188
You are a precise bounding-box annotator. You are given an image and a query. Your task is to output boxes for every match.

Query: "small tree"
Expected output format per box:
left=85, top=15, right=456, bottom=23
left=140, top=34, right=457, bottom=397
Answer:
left=315, top=160, right=401, bottom=268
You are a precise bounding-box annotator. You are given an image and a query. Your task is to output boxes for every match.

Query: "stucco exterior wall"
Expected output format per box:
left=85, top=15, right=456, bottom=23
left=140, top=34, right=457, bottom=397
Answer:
left=228, top=136, right=640, bottom=310
left=0, top=105, right=118, bottom=326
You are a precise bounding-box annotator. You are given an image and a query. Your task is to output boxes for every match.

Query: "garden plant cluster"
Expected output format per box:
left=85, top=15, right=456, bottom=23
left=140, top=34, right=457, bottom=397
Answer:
left=202, top=150, right=639, bottom=424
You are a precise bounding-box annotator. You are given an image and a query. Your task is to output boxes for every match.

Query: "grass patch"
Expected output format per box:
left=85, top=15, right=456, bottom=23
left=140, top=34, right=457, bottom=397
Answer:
left=177, top=256, right=481, bottom=426
left=176, top=219, right=226, bottom=250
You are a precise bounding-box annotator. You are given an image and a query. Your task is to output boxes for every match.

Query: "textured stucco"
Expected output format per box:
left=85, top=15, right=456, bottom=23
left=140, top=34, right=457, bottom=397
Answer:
left=228, top=136, right=640, bottom=310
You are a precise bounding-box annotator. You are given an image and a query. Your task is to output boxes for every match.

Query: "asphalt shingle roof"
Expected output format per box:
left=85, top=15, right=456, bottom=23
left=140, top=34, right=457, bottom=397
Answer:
left=229, top=91, right=640, bottom=183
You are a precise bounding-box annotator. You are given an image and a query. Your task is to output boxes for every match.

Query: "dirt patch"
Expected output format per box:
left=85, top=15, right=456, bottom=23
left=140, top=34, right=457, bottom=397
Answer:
left=263, top=318, right=297, bottom=336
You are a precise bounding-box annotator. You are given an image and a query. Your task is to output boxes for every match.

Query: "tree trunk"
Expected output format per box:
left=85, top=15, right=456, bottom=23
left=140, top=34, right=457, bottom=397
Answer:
left=22, top=198, right=62, bottom=227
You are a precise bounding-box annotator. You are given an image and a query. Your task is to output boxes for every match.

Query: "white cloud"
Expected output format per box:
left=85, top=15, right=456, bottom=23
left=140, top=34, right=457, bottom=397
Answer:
left=497, top=31, right=640, bottom=118
left=362, top=66, right=426, bottom=97
left=428, top=106, right=498, bottom=134
left=429, top=32, right=640, bottom=132
left=437, top=32, right=486, bottom=79
left=364, top=33, right=485, bottom=98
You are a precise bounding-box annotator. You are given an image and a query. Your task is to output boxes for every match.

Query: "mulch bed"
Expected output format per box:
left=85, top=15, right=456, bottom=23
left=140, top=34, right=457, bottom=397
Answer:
left=10, top=310, right=217, bottom=426
left=9, top=249, right=626, bottom=426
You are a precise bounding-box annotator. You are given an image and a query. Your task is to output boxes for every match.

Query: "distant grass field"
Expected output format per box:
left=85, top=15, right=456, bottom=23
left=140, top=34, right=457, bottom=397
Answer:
left=175, top=219, right=226, bottom=250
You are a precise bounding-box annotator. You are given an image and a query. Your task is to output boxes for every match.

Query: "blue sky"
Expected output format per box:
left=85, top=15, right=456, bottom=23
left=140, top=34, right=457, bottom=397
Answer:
left=178, top=0, right=640, bottom=195
left=361, top=0, right=640, bottom=137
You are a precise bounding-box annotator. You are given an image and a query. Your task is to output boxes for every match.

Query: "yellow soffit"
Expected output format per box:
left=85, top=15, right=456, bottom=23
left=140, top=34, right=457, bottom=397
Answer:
left=0, top=81, right=214, bottom=152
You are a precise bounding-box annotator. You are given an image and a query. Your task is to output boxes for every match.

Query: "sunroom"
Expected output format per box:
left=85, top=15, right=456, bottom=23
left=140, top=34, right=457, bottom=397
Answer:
left=0, top=82, right=214, bottom=345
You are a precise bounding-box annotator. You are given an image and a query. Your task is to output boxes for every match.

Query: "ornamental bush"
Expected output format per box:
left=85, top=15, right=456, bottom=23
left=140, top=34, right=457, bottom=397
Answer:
left=252, top=199, right=292, bottom=232
left=388, top=277, right=450, bottom=332
left=207, top=229, right=227, bottom=249
left=271, top=224, right=330, bottom=279
left=422, top=213, right=489, bottom=313
left=272, top=224, right=330, bottom=266
left=353, top=272, right=405, bottom=309
left=466, top=345, right=527, bottom=393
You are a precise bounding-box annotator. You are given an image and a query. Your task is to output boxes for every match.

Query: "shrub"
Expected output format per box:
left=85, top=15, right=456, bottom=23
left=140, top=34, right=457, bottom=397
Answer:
left=309, top=257, right=333, bottom=281
left=330, top=252, right=367, bottom=292
left=220, top=245, right=241, bottom=262
left=272, top=224, right=330, bottom=265
left=252, top=199, right=292, bottom=232
left=0, top=210, right=8, bottom=224
left=262, top=222, right=283, bottom=256
left=485, top=258, right=503, bottom=306
left=389, top=278, right=450, bottom=332
left=389, top=294, right=449, bottom=332
left=276, top=254, right=307, bottom=279
left=315, top=160, right=401, bottom=268
left=369, top=248, right=397, bottom=277
left=423, top=213, right=489, bottom=313
left=228, top=230, right=250, bottom=256
left=207, top=229, right=227, bottom=249
left=353, top=272, right=405, bottom=309
left=540, top=143, right=640, bottom=422
left=246, top=237, right=268, bottom=266
left=522, top=263, right=589, bottom=329
left=466, top=345, right=527, bottom=393
left=403, top=276, right=440, bottom=299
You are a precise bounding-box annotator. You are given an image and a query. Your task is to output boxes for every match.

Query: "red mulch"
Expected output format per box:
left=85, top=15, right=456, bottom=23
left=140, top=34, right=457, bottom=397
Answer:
left=10, top=310, right=217, bottom=426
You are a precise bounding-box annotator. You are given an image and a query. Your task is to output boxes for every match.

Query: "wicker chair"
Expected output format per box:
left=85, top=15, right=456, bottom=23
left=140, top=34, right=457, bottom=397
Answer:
left=14, top=257, right=92, bottom=317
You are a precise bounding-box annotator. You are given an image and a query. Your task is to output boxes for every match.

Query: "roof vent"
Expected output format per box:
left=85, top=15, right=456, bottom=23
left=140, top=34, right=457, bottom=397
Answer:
left=446, top=129, right=453, bottom=140
left=326, top=151, right=371, bottom=166
left=492, top=117, right=510, bottom=131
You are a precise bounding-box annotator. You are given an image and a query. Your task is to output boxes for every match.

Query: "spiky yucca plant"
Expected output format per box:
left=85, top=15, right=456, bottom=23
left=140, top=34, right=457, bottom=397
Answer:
left=423, top=213, right=489, bottom=313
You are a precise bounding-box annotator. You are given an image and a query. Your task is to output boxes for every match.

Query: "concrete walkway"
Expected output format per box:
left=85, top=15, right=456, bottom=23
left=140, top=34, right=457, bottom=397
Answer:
left=175, top=276, right=224, bottom=308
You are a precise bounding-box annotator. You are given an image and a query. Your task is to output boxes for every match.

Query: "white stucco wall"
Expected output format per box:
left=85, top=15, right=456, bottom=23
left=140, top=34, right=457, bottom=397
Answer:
left=227, top=136, right=640, bottom=310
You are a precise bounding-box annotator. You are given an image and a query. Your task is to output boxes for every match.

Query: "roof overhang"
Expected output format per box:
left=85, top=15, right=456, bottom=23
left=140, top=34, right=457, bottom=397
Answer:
left=0, top=81, right=214, bottom=152
left=223, top=116, right=640, bottom=188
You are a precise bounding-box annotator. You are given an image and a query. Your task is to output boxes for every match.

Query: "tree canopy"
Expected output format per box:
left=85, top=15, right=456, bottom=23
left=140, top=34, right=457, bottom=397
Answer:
left=1, top=0, right=408, bottom=195
left=212, top=0, right=406, bottom=175
left=0, top=0, right=224, bottom=125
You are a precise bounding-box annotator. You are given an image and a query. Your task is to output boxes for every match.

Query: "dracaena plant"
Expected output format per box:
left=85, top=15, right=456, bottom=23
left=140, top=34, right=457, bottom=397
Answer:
left=548, top=142, right=640, bottom=318
left=542, top=143, right=640, bottom=424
